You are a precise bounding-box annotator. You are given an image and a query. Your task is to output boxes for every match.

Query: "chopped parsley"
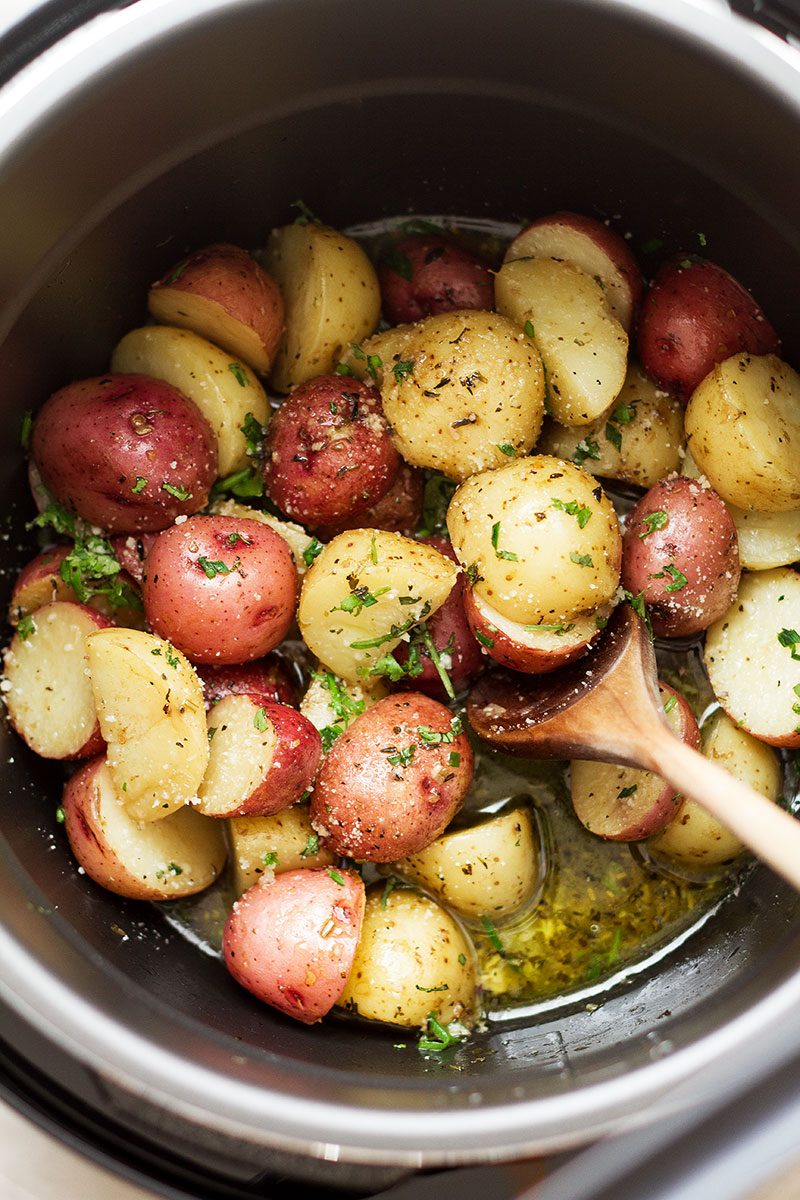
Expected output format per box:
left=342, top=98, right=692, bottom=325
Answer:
left=254, top=707, right=268, bottom=733
left=570, top=551, right=593, bottom=568
left=262, top=851, right=278, bottom=867
left=28, top=507, right=142, bottom=614
left=475, top=629, right=494, bottom=649
left=480, top=914, right=505, bottom=954
left=497, top=442, right=517, bottom=457
left=663, top=564, right=688, bottom=592
left=161, top=481, right=192, bottom=502
left=350, top=615, right=418, bottom=650
left=165, top=258, right=190, bottom=284
left=55, top=806, right=65, bottom=824
left=211, top=466, right=263, bottom=499
left=416, top=716, right=463, bottom=746
left=155, top=862, right=183, bottom=879
left=385, top=744, right=416, bottom=769
left=303, top=537, right=324, bottom=567
left=640, top=511, right=668, bottom=538
left=17, top=613, right=36, bottom=641
left=291, top=198, right=321, bottom=225
left=623, top=589, right=653, bottom=638
left=551, top=497, right=592, bottom=528
left=491, top=521, right=519, bottom=561
left=336, top=584, right=390, bottom=615
left=240, top=411, right=265, bottom=455
left=300, top=833, right=320, bottom=859
left=328, top=868, right=345, bottom=886
left=383, top=248, right=413, bottom=281
left=572, top=436, right=601, bottom=466
left=381, top=876, right=400, bottom=910
left=416, top=474, right=457, bottom=538
left=228, top=362, right=248, bottom=387
left=197, top=556, right=238, bottom=579
left=334, top=362, right=355, bottom=377
left=778, top=629, right=800, bottom=660
left=605, top=422, right=622, bottom=452
left=418, top=1013, right=465, bottom=1054
left=20, top=410, right=33, bottom=450
left=617, top=784, right=638, bottom=799
left=611, top=400, right=637, bottom=425
left=449, top=751, right=461, bottom=768
left=392, top=358, right=415, bottom=382
left=366, top=653, right=407, bottom=682
left=523, top=320, right=535, bottom=338
left=132, top=476, right=147, bottom=495
left=226, top=531, right=252, bottom=547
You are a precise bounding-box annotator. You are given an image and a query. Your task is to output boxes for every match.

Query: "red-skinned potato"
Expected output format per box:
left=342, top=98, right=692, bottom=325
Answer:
left=143, top=514, right=298, bottom=664
left=110, top=533, right=159, bottom=586
left=223, top=867, right=366, bottom=1024
left=571, top=683, right=700, bottom=840
left=504, top=211, right=643, bottom=330
left=378, top=234, right=494, bottom=325
left=197, top=654, right=298, bottom=710
left=148, top=243, right=284, bottom=374
left=9, top=543, right=143, bottom=629
left=31, top=374, right=218, bottom=533
left=393, top=537, right=484, bottom=697
left=463, top=587, right=608, bottom=674
left=637, top=256, right=779, bottom=402
left=311, top=693, right=473, bottom=862
left=3, top=600, right=111, bottom=759
left=621, top=476, right=740, bottom=638
left=314, top=463, right=424, bottom=540
left=63, top=755, right=227, bottom=900
left=197, top=695, right=321, bottom=818
left=264, top=374, right=400, bottom=528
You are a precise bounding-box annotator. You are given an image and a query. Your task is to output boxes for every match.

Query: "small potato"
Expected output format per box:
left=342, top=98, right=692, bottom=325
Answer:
left=263, top=374, right=400, bottom=528
left=209, top=497, right=317, bottom=576
left=447, top=456, right=621, bottom=625
left=147, top=243, right=285, bottom=374
left=377, top=309, right=545, bottom=480
left=3, top=600, right=110, bottom=759
left=31, top=374, right=217, bottom=533
left=463, top=587, right=608, bottom=674
left=228, top=806, right=334, bottom=896
left=297, top=528, right=457, bottom=682
left=223, top=867, right=366, bottom=1024
left=638, top=256, right=779, bottom=403
left=265, top=223, right=380, bottom=392
left=197, top=654, right=298, bottom=710
left=311, top=693, right=473, bottom=862
left=705, top=567, right=800, bottom=747
left=538, top=363, right=684, bottom=489
left=494, top=257, right=629, bottom=425
left=111, top=325, right=270, bottom=477
left=143, top=514, right=298, bottom=664
left=621, top=476, right=740, bottom=637
left=337, top=884, right=477, bottom=1029
left=86, top=627, right=209, bottom=821
left=685, top=353, right=800, bottom=512
left=649, top=711, right=782, bottom=870
left=63, top=755, right=227, bottom=900
left=571, top=684, right=699, bottom=840
left=315, top=462, right=424, bottom=541
left=505, top=211, right=643, bottom=330
left=197, top=695, right=321, bottom=818
left=394, top=804, right=541, bottom=922
left=9, top=543, right=143, bottom=630
left=378, top=234, right=494, bottom=325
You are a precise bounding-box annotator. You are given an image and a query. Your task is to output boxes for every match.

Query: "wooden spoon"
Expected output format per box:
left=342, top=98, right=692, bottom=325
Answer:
left=467, top=603, right=800, bottom=891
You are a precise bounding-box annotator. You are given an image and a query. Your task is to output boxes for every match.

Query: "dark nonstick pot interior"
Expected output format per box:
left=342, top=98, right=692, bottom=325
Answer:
left=2, top=0, right=800, bottom=1172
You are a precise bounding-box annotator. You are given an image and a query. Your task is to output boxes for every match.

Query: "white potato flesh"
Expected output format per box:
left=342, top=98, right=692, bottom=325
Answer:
left=704, top=568, right=800, bottom=747
left=649, top=711, right=782, bottom=869
left=3, top=601, right=104, bottom=759
left=64, top=757, right=227, bottom=900
left=300, top=670, right=386, bottom=733
left=297, top=529, right=457, bottom=682
left=265, top=223, right=380, bottom=392
left=228, top=806, right=334, bottom=896
left=377, top=310, right=545, bottom=480
left=685, top=354, right=800, bottom=512
left=447, top=455, right=621, bottom=624
left=495, top=257, right=628, bottom=425
left=539, top=363, right=684, bottom=488
left=682, top=451, right=800, bottom=571
left=86, top=628, right=209, bottom=821
left=336, top=886, right=477, bottom=1028
left=110, top=325, right=269, bottom=477
left=394, top=806, right=541, bottom=922
left=196, top=694, right=275, bottom=817
left=210, top=497, right=317, bottom=575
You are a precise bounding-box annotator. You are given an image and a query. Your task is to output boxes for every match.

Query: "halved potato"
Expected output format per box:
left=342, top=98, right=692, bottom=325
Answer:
left=111, top=325, right=269, bottom=478
left=297, top=529, right=457, bottom=682
left=86, top=627, right=209, bottom=821
left=265, top=223, right=380, bottom=392
left=63, top=755, right=227, bottom=900
left=704, top=567, right=800, bottom=747
left=228, top=805, right=334, bottom=896
left=495, top=256, right=628, bottom=425
left=393, top=804, right=542, bottom=922
left=463, top=587, right=608, bottom=674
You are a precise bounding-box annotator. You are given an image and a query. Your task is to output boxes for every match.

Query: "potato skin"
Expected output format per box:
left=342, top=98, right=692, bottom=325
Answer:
left=463, top=587, right=606, bottom=674
left=223, top=867, right=365, bottom=1024
left=143, top=514, right=298, bottom=664
left=314, top=462, right=424, bottom=541
left=378, top=234, right=494, bottom=325
left=311, top=693, right=473, bottom=862
left=197, top=653, right=298, bottom=709
left=621, top=476, right=740, bottom=637
left=9, top=543, right=143, bottom=630
left=31, top=374, right=217, bottom=533
left=264, top=374, right=400, bottom=528
left=637, top=256, right=779, bottom=403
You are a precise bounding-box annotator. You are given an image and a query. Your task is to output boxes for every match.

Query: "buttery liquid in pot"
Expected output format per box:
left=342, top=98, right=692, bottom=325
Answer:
left=158, top=215, right=798, bottom=1021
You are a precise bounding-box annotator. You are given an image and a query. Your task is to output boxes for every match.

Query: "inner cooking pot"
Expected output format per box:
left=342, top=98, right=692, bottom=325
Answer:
left=3, top=0, right=800, bottom=1179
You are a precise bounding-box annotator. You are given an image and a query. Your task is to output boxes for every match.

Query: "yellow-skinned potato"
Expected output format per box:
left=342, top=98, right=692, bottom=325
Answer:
left=111, top=325, right=269, bottom=478
left=685, top=353, right=800, bottom=512
left=539, top=362, right=684, bottom=488
left=228, top=805, right=334, bottom=896
left=495, top=257, right=628, bottom=425
left=86, top=628, right=208, bottom=821
left=394, top=805, right=541, bottom=922
left=265, top=223, right=380, bottom=392
left=336, top=885, right=477, bottom=1029
left=649, top=711, right=782, bottom=869
left=377, top=310, right=544, bottom=480
left=447, top=456, right=621, bottom=625
left=210, top=496, right=317, bottom=575
left=297, top=529, right=457, bottom=682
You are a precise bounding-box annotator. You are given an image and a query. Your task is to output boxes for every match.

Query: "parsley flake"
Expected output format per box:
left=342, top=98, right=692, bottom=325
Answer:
left=17, top=613, right=36, bottom=641
left=551, top=497, right=592, bottom=528
left=254, top=707, right=268, bottom=733
left=640, top=511, right=668, bottom=538
left=328, top=868, right=345, bottom=886
left=228, top=362, right=248, bottom=387
left=303, top=537, right=324, bottom=567
left=161, top=481, right=192, bottom=502
left=491, top=521, right=519, bottom=561
left=300, top=833, right=320, bottom=859
left=132, top=476, right=147, bottom=495
left=570, top=551, right=593, bottom=568
left=392, top=359, right=415, bottom=382
left=262, top=851, right=278, bottom=867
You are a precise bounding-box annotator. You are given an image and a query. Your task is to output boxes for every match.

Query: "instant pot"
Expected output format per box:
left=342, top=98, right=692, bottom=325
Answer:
left=3, top=1, right=800, bottom=1196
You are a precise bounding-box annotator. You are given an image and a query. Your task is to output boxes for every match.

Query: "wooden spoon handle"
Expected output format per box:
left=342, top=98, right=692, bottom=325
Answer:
left=646, top=726, right=800, bottom=892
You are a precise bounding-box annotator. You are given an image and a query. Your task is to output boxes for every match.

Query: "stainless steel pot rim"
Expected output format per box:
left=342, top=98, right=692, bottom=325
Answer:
left=2, top=0, right=800, bottom=1169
